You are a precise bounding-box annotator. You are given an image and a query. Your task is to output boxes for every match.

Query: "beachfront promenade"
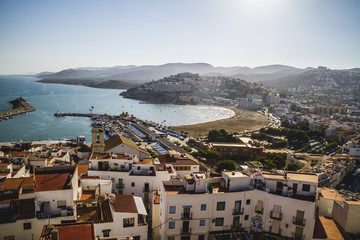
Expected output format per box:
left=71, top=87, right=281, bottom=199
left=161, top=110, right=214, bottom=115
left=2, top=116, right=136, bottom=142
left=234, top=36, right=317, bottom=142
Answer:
left=0, top=97, right=35, bottom=120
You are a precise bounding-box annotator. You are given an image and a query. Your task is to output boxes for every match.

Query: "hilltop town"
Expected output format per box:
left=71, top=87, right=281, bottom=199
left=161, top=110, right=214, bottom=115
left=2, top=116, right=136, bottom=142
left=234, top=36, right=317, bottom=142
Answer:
left=0, top=96, right=360, bottom=240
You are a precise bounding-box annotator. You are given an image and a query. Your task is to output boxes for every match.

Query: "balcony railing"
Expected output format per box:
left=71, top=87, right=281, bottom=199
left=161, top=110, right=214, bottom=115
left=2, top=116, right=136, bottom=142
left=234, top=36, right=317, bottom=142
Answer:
left=232, top=208, right=244, bottom=215
left=292, top=232, right=305, bottom=240
left=181, top=212, right=193, bottom=220
left=255, top=206, right=264, bottom=214
left=268, top=227, right=282, bottom=236
left=181, top=228, right=192, bottom=235
left=231, top=224, right=242, bottom=230
left=116, top=183, right=124, bottom=189
left=293, top=216, right=306, bottom=226
left=143, top=187, right=150, bottom=192
left=270, top=210, right=283, bottom=220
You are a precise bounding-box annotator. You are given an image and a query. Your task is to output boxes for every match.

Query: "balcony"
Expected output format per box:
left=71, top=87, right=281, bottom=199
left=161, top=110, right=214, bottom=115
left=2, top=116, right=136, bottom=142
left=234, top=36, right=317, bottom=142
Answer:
left=181, top=228, right=192, bottom=235
left=270, top=211, right=283, bottom=220
left=268, top=227, right=282, bottom=236
left=232, top=208, right=244, bottom=215
left=116, top=183, right=124, bottom=189
left=181, top=212, right=193, bottom=220
left=231, top=224, right=242, bottom=230
left=293, top=216, right=306, bottom=226
left=292, top=233, right=305, bottom=240
left=255, top=206, right=264, bottom=214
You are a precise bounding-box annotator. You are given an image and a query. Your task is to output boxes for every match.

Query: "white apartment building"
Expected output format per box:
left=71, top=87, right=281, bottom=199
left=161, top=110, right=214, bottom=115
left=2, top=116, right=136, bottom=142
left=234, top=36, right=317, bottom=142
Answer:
left=0, top=166, right=79, bottom=240
left=342, top=139, right=360, bottom=158
left=93, top=194, right=148, bottom=239
left=155, top=170, right=318, bottom=240
left=87, top=152, right=176, bottom=210
left=157, top=151, right=200, bottom=176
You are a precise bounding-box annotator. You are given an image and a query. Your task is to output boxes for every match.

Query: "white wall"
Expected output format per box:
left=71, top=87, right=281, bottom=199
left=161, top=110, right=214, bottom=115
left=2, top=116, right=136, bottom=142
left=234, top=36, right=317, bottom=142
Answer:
left=160, top=185, right=316, bottom=240
left=0, top=215, right=75, bottom=240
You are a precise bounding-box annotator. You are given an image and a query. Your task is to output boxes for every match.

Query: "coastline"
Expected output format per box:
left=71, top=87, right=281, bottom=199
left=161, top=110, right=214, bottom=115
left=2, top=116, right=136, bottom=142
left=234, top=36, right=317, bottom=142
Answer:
left=171, top=106, right=267, bottom=137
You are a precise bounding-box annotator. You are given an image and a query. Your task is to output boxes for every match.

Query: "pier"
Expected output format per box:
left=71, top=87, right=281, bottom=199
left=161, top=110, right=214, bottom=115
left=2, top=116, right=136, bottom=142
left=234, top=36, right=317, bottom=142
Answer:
left=0, top=97, right=36, bottom=120
left=54, top=112, right=96, bottom=118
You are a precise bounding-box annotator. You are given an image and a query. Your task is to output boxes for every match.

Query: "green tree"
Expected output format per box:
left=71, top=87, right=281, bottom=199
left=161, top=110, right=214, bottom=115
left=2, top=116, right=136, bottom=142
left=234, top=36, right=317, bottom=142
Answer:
left=286, top=163, right=301, bottom=171
left=208, top=129, right=237, bottom=143
left=269, top=140, right=289, bottom=149
left=216, top=160, right=236, bottom=173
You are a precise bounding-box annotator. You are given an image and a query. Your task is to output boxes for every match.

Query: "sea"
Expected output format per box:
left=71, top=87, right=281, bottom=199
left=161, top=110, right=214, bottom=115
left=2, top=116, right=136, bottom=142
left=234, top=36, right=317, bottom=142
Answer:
left=0, top=75, right=234, bottom=142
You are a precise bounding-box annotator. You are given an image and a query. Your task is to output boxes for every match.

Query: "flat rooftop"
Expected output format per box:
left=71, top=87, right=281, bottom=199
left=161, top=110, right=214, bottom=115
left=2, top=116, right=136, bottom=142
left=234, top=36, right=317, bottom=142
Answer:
left=90, top=153, right=132, bottom=160
left=320, top=188, right=345, bottom=201
left=287, top=172, right=318, bottom=183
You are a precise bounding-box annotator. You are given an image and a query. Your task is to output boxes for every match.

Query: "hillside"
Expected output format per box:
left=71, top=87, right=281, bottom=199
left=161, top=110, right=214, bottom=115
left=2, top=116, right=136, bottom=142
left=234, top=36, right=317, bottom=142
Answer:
left=36, top=63, right=359, bottom=94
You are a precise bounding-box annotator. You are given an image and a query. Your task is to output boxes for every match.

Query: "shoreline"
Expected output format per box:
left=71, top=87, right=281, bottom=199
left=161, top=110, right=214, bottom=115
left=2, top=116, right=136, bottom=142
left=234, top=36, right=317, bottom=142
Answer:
left=171, top=106, right=267, bottom=137
left=0, top=97, right=36, bottom=120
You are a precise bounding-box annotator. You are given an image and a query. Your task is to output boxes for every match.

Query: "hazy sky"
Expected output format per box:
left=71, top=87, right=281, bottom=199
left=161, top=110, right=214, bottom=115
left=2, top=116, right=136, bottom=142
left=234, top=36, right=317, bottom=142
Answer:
left=0, top=0, right=359, bottom=74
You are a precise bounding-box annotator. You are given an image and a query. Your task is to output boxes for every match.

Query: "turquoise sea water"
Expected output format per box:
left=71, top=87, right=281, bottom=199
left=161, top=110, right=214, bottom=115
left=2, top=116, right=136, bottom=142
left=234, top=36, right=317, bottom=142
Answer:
left=0, top=75, right=234, bottom=142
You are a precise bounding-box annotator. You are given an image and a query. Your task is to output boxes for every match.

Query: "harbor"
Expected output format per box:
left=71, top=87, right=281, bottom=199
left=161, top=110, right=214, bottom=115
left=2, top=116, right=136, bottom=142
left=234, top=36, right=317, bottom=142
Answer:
left=0, top=97, right=35, bottom=120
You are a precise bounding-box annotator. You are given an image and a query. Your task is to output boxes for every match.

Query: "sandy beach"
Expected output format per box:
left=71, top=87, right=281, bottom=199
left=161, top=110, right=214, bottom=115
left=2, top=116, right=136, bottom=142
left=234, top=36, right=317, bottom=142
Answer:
left=171, top=106, right=267, bottom=137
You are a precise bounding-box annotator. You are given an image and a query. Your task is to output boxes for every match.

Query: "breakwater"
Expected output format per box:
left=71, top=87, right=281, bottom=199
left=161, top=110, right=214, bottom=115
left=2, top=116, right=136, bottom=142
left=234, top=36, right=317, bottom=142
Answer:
left=0, top=98, right=35, bottom=120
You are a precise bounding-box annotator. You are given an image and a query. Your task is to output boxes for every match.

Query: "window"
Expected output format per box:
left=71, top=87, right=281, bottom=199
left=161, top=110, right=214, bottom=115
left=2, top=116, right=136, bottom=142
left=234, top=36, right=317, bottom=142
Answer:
left=245, top=215, right=249, bottom=220
left=169, top=206, right=176, bottom=214
left=198, top=235, right=205, bottom=240
left=201, top=204, right=206, bottom=211
left=102, top=229, right=111, bottom=237
left=23, top=223, right=31, bottom=230
left=215, top=218, right=224, bottom=226
left=123, top=217, right=135, bottom=227
left=200, top=219, right=205, bottom=226
left=57, top=200, right=66, bottom=210
left=234, top=200, right=242, bottom=212
left=246, top=199, right=251, bottom=205
left=217, top=201, right=225, bottom=211
left=168, top=237, right=175, bottom=240
left=131, top=182, right=135, bottom=187
left=302, top=184, right=310, bottom=192
left=4, top=236, right=15, bottom=240
left=169, top=221, right=175, bottom=229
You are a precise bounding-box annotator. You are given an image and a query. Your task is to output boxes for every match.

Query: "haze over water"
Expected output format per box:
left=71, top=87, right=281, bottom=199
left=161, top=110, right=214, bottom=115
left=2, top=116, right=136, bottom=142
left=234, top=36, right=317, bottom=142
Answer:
left=0, top=75, right=234, bottom=142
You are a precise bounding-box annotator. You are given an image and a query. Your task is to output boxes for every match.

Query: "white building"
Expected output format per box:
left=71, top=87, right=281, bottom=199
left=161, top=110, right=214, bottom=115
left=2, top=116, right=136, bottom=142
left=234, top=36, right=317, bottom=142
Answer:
left=157, top=151, right=200, bottom=176
left=92, top=126, right=150, bottom=159
left=155, top=170, right=318, bottom=240
left=94, top=194, right=148, bottom=239
left=87, top=152, right=176, bottom=210
left=342, top=139, right=360, bottom=158
left=0, top=166, right=79, bottom=240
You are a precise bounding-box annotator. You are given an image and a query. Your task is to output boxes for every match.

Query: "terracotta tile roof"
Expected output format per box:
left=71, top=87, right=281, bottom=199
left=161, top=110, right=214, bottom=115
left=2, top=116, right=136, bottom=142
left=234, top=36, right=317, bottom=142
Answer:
left=40, top=222, right=95, bottom=240
left=77, top=144, right=92, bottom=153
left=78, top=164, right=89, bottom=177
left=104, top=135, right=148, bottom=155
left=18, top=198, right=35, bottom=219
left=104, top=135, right=133, bottom=152
left=35, top=173, right=71, bottom=192
left=80, top=190, right=96, bottom=201
left=111, top=194, right=138, bottom=213
left=0, top=178, right=24, bottom=190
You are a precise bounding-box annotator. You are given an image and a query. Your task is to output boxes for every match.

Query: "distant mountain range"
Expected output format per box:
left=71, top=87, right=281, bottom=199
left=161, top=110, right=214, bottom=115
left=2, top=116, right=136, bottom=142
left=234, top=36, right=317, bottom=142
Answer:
left=36, top=63, right=359, bottom=90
